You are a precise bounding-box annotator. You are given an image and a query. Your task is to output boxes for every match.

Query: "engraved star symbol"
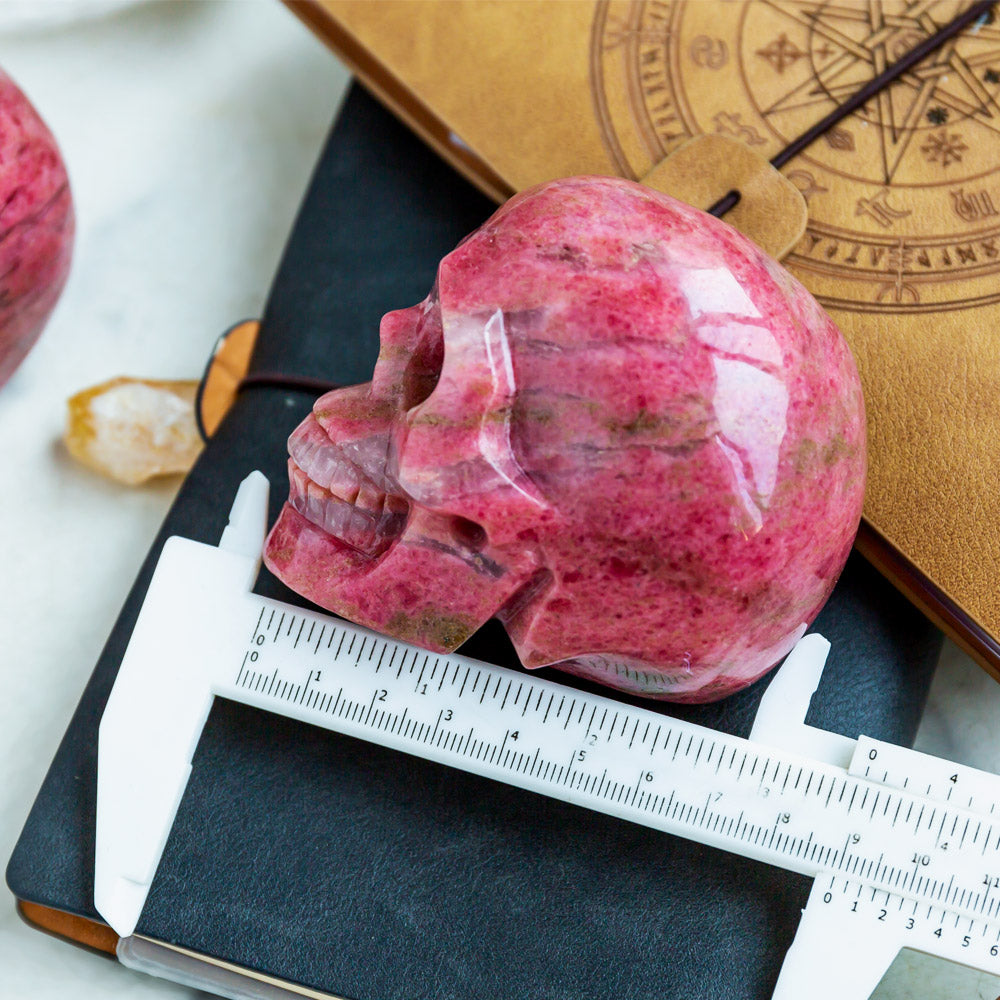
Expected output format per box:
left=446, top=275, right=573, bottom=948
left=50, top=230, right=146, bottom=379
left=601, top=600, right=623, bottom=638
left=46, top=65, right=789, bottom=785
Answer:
left=921, top=130, right=968, bottom=167
left=760, top=1, right=1000, bottom=184
left=757, top=33, right=805, bottom=74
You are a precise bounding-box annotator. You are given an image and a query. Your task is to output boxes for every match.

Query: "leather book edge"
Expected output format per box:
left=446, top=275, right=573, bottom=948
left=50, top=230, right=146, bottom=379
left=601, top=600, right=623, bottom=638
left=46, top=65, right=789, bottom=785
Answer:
left=16, top=900, right=118, bottom=957
left=856, top=518, right=1000, bottom=681
left=283, top=0, right=512, bottom=204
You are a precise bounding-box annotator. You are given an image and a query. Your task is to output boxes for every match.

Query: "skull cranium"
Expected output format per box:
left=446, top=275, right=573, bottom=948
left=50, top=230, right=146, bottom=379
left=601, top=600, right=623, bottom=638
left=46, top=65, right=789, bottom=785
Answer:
left=263, top=176, right=865, bottom=703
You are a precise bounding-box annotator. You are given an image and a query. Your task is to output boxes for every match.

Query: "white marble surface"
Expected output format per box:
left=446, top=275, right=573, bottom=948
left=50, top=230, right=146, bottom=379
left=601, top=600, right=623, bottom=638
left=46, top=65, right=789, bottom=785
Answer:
left=0, top=2, right=347, bottom=997
left=0, top=3, right=997, bottom=999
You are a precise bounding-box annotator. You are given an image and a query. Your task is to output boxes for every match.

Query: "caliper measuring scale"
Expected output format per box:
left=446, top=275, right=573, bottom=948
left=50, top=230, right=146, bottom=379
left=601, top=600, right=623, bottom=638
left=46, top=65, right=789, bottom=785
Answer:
left=96, top=473, right=1000, bottom=1000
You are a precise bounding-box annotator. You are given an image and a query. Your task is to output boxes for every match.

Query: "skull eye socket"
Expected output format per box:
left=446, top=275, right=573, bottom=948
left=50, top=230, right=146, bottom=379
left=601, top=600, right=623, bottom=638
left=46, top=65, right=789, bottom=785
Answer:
left=401, top=298, right=445, bottom=409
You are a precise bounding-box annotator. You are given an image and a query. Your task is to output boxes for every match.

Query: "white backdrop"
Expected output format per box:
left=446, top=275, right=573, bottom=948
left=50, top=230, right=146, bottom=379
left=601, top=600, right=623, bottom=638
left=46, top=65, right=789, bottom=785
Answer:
left=0, top=3, right=346, bottom=997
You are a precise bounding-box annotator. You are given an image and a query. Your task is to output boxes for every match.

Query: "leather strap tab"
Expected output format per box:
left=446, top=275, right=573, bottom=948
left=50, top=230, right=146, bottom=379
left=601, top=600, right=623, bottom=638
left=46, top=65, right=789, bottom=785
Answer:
left=641, top=135, right=808, bottom=261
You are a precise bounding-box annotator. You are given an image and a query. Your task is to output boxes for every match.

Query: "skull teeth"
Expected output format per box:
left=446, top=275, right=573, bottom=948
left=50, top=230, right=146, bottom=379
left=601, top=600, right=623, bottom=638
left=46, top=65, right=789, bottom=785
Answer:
left=286, top=415, right=410, bottom=557
left=288, top=460, right=408, bottom=558
left=288, top=420, right=366, bottom=503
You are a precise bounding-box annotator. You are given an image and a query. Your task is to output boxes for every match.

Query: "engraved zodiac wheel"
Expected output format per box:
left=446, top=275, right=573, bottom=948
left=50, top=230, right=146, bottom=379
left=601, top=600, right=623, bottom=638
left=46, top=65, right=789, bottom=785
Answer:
left=592, top=0, right=1000, bottom=312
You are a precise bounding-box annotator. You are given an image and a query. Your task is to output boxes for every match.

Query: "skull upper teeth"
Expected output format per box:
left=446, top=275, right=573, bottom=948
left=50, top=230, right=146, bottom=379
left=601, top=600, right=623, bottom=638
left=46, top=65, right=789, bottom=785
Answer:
left=287, top=461, right=409, bottom=559
left=287, top=417, right=409, bottom=558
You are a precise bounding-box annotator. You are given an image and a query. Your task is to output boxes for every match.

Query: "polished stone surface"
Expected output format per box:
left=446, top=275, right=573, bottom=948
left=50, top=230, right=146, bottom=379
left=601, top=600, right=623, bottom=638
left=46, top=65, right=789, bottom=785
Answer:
left=266, top=177, right=866, bottom=703
left=0, top=65, right=73, bottom=386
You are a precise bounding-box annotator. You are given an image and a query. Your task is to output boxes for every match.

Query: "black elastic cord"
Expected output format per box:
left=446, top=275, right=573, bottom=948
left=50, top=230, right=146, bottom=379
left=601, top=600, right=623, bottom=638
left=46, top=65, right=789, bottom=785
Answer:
left=194, top=329, right=225, bottom=444
left=707, top=0, right=995, bottom=217
left=193, top=325, right=345, bottom=443
left=237, top=373, right=343, bottom=396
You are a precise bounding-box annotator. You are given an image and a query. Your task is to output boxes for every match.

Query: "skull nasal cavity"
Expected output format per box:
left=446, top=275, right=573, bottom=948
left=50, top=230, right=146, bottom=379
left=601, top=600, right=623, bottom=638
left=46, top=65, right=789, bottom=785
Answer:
left=451, top=516, right=488, bottom=550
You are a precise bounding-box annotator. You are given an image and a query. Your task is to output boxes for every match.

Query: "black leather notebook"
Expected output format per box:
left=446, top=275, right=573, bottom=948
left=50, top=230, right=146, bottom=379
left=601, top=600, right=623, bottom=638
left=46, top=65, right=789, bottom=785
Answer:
left=7, top=86, right=943, bottom=1000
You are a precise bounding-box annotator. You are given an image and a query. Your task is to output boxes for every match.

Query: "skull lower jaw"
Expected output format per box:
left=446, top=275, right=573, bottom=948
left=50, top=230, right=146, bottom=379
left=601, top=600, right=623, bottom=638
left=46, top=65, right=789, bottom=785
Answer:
left=263, top=502, right=540, bottom=653
left=285, top=458, right=408, bottom=559
left=268, top=404, right=543, bottom=652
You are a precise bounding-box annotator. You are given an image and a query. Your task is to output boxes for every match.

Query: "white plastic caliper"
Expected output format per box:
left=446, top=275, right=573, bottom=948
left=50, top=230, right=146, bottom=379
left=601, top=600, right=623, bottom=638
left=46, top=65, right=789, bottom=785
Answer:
left=97, top=473, right=1000, bottom=999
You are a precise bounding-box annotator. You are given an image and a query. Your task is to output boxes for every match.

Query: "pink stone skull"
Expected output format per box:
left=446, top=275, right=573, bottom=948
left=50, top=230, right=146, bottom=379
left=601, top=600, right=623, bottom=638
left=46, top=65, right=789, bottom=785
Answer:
left=263, top=176, right=865, bottom=703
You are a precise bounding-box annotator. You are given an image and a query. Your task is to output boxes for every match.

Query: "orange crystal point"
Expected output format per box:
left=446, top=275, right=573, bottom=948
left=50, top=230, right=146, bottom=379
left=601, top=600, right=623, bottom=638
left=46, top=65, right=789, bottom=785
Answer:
left=65, top=377, right=202, bottom=485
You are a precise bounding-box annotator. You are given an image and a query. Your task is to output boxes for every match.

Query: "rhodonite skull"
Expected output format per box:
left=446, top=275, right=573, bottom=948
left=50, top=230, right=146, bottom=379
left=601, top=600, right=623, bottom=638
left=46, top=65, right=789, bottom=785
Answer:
left=264, top=176, right=865, bottom=703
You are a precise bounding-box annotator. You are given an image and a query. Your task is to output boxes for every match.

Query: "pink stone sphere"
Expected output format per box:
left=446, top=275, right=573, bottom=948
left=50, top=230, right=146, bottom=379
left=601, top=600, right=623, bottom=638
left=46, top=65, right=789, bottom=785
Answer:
left=0, top=69, right=74, bottom=387
left=265, top=176, right=866, bottom=703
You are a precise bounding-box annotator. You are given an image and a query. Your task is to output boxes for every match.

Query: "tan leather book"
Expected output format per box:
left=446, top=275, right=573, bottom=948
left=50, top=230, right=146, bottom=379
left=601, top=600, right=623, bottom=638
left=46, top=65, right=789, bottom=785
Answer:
left=286, top=0, right=1000, bottom=679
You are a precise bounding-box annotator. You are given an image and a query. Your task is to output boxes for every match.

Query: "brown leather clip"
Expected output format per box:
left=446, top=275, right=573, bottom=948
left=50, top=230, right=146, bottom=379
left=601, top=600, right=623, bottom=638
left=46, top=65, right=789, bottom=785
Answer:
left=640, top=135, right=808, bottom=261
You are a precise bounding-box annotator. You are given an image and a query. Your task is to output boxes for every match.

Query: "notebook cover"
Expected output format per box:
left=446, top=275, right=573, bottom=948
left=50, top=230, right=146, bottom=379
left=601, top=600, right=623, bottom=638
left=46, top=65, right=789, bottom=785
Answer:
left=287, top=0, right=1000, bottom=683
left=7, top=85, right=942, bottom=1000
